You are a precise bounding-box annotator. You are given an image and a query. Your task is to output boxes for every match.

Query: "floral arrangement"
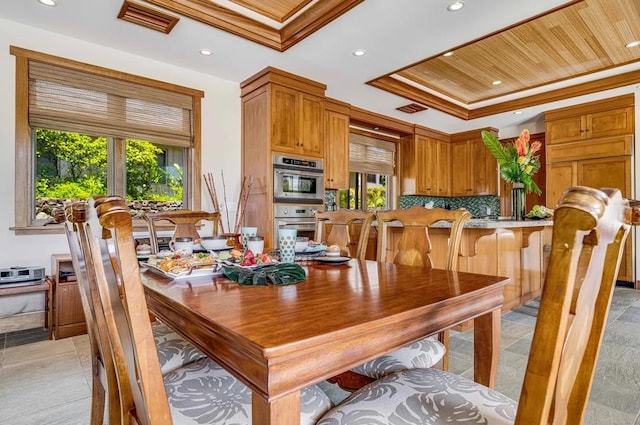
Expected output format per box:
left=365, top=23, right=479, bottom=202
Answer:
left=481, top=129, right=542, bottom=194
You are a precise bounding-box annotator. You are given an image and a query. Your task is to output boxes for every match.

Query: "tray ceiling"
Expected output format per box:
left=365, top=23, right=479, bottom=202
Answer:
left=371, top=0, right=640, bottom=119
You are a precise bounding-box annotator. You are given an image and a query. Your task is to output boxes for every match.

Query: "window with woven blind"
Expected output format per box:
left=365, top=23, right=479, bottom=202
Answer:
left=11, top=46, right=204, bottom=233
left=28, top=61, right=193, bottom=147
left=349, top=132, right=396, bottom=175
left=346, top=132, right=396, bottom=210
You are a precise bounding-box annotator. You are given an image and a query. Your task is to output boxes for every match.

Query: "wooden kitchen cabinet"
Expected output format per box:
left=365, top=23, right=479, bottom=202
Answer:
left=240, top=67, right=327, bottom=249
left=50, top=254, right=86, bottom=339
left=400, top=126, right=450, bottom=196
left=546, top=157, right=632, bottom=281
left=270, top=84, right=325, bottom=158
left=450, top=128, right=499, bottom=196
left=545, top=94, right=634, bottom=283
left=545, top=94, right=634, bottom=145
left=324, top=98, right=350, bottom=189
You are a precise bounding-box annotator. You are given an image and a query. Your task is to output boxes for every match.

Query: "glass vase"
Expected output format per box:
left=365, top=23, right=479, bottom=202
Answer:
left=511, top=183, right=526, bottom=221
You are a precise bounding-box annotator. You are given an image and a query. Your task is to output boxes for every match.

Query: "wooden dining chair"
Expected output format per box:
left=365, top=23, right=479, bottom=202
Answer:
left=314, top=209, right=376, bottom=260
left=64, top=202, right=120, bottom=425
left=73, top=196, right=333, bottom=425
left=328, top=206, right=472, bottom=392
left=142, top=209, right=221, bottom=253
left=318, top=186, right=633, bottom=425
left=65, top=200, right=212, bottom=423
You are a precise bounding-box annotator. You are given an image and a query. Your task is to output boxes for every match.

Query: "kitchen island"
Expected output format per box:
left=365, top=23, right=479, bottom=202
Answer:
left=383, top=218, right=553, bottom=314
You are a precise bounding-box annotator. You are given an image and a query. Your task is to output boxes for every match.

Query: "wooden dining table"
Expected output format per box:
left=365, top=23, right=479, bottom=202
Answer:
left=142, top=259, right=510, bottom=425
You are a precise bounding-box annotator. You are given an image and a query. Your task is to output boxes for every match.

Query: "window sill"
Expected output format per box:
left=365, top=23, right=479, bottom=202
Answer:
left=11, top=219, right=153, bottom=235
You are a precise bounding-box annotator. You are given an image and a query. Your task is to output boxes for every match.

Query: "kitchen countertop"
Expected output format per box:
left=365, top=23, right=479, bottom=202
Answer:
left=436, top=218, right=553, bottom=229
left=381, top=218, right=553, bottom=229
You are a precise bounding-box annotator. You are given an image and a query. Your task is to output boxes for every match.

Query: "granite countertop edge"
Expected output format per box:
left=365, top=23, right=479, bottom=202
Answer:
left=379, top=219, right=554, bottom=229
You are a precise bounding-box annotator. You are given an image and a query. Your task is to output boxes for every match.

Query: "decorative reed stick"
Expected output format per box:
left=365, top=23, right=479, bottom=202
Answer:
left=204, top=172, right=253, bottom=235
left=203, top=173, right=225, bottom=234
left=234, top=175, right=253, bottom=233
left=220, top=170, right=232, bottom=233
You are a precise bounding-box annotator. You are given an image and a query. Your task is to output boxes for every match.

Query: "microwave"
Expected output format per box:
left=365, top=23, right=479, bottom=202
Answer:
left=273, top=155, right=324, bottom=204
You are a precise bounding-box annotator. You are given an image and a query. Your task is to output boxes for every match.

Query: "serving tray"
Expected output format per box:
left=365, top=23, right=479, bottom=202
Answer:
left=139, top=261, right=223, bottom=280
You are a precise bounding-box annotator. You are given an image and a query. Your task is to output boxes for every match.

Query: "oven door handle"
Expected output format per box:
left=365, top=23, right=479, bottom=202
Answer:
left=277, top=221, right=316, bottom=226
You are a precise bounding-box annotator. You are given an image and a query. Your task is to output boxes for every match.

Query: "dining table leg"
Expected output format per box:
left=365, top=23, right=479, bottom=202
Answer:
left=473, top=308, right=501, bottom=388
left=252, top=390, right=301, bottom=425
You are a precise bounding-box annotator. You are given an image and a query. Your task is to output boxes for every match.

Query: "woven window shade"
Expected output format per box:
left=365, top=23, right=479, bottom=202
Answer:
left=349, top=132, right=396, bottom=175
left=28, top=61, right=193, bottom=146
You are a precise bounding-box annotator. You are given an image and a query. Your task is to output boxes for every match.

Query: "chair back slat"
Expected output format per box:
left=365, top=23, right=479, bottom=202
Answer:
left=375, top=206, right=471, bottom=270
left=98, top=198, right=173, bottom=425
left=515, top=186, right=631, bottom=425
left=65, top=203, right=122, bottom=423
left=315, top=210, right=375, bottom=260
left=143, top=210, right=221, bottom=253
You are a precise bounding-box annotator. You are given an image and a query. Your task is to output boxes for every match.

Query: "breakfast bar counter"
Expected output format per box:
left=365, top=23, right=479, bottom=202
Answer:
left=383, top=218, right=553, bottom=313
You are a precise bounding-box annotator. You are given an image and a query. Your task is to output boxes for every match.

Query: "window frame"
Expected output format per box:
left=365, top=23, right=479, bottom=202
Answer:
left=11, top=46, right=204, bottom=235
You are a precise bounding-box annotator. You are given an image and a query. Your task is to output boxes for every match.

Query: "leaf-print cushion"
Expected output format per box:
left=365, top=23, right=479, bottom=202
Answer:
left=351, top=336, right=446, bottom=379
left=152, top=323, right=206, bottom=375
left=317, top=368, right=516, bottom=424
left=164, top=358, right=333, bottom=425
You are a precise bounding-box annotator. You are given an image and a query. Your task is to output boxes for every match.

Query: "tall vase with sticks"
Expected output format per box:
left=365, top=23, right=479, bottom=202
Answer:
left=203, top=172, right=253, bottom=248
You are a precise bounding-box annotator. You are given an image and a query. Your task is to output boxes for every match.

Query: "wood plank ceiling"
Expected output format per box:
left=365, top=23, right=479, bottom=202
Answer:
left=131, top=0, right=640, bottom=120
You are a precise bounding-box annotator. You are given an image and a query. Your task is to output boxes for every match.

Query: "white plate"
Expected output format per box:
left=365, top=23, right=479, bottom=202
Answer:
left=314, top=256, right=351, bottom=264
left=139, top=261, right=223, bottom=280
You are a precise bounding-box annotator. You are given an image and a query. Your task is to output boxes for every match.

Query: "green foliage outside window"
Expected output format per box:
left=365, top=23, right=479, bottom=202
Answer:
left=35, top=129, right=183, bottom=201
left=340, top=186, right=387, bottom=210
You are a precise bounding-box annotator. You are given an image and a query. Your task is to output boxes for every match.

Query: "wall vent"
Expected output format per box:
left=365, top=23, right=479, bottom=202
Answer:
left=396, top=103, right=428, bottom=114
left=118, top=0, right=180, bottom=34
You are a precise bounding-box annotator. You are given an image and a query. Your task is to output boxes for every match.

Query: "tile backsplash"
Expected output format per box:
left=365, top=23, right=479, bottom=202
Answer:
left=400, top=195, right=500, bottom=218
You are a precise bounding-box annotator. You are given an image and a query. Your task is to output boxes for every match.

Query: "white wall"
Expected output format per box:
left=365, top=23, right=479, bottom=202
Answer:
left=0, top=18, right=242, bottom=274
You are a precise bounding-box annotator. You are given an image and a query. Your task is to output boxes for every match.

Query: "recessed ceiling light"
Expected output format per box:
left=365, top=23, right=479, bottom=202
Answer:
left=353, top=49, right=366, bottom=57
left=513, top=111, right=523, bottom=115
left=626, top=40, right=640, bottom=48
left=37, top=0, right=57, bottom=6
left=443, top=51, right=454, bottom=57
left=199, top=49, right=212, bottom=56
left=447, top=1, right=464, bottom=12
left=492, top=80, right=502, bottom=85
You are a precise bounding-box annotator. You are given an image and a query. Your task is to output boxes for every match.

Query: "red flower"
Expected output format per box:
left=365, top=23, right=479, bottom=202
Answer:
left=514, top=137, right=526, bottom=156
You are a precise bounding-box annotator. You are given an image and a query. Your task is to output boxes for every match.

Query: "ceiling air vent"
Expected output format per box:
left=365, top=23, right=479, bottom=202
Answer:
left=396, top=103, right=428, bottom=114
left=118, top=0, right=180, bottom=34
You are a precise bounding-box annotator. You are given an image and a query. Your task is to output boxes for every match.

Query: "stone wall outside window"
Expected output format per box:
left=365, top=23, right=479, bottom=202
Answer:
left=36, top=198, right=183, bottom=221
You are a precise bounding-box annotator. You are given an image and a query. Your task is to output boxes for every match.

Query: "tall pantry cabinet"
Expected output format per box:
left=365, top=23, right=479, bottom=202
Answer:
left=545, top=94, right=634, bottom=283
left=240, top=67, right=327, bottom=250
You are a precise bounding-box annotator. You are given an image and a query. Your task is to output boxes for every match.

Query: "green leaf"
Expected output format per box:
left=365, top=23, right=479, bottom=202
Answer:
left=481, top=130, right=509, bottom=166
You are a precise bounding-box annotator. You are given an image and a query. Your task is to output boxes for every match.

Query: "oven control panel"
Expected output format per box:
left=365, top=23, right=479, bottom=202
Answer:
left=274, top=205, right=321, bottom=219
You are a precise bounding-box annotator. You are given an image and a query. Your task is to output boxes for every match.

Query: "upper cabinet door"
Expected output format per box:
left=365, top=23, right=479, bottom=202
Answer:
left=545, top=95, right=634, bottom=145
left=271, top=85, right=324, bottom=158
left=299, top=93, right=325, bottom=157
left=271, top=85, right=298, bottom=152
left=324, top=110, right=349, bottom=189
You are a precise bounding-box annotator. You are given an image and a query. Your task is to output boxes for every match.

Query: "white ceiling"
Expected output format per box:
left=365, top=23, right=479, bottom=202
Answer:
left=1, top=0, right=639, bottom=136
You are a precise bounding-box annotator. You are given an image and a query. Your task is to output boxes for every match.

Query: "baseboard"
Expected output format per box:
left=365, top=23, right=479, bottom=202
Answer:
left=0, top=311, right=46, bottom=334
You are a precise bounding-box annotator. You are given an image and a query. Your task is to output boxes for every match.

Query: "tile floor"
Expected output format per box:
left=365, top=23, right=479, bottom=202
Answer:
left=1, top=287, right=639, bottom=424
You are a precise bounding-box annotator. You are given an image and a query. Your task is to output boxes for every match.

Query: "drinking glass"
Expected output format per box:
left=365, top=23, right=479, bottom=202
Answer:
left=278, top=228, right=297, bottom=263
left=246, top=236, right=264, bottom=254
left=240, top=226, right=258, bottom=250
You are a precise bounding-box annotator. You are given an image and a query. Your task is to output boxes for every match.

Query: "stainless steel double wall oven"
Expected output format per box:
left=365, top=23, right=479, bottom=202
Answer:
left=272, top=154, right=324, bottom=243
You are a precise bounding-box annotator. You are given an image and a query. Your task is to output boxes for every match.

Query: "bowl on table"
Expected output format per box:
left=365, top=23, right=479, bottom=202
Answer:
left=295, top=237, right=309, bottom=252
left=200, top=236, right=229, bottom=250
left=325, top=245, right=341, bottom=257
